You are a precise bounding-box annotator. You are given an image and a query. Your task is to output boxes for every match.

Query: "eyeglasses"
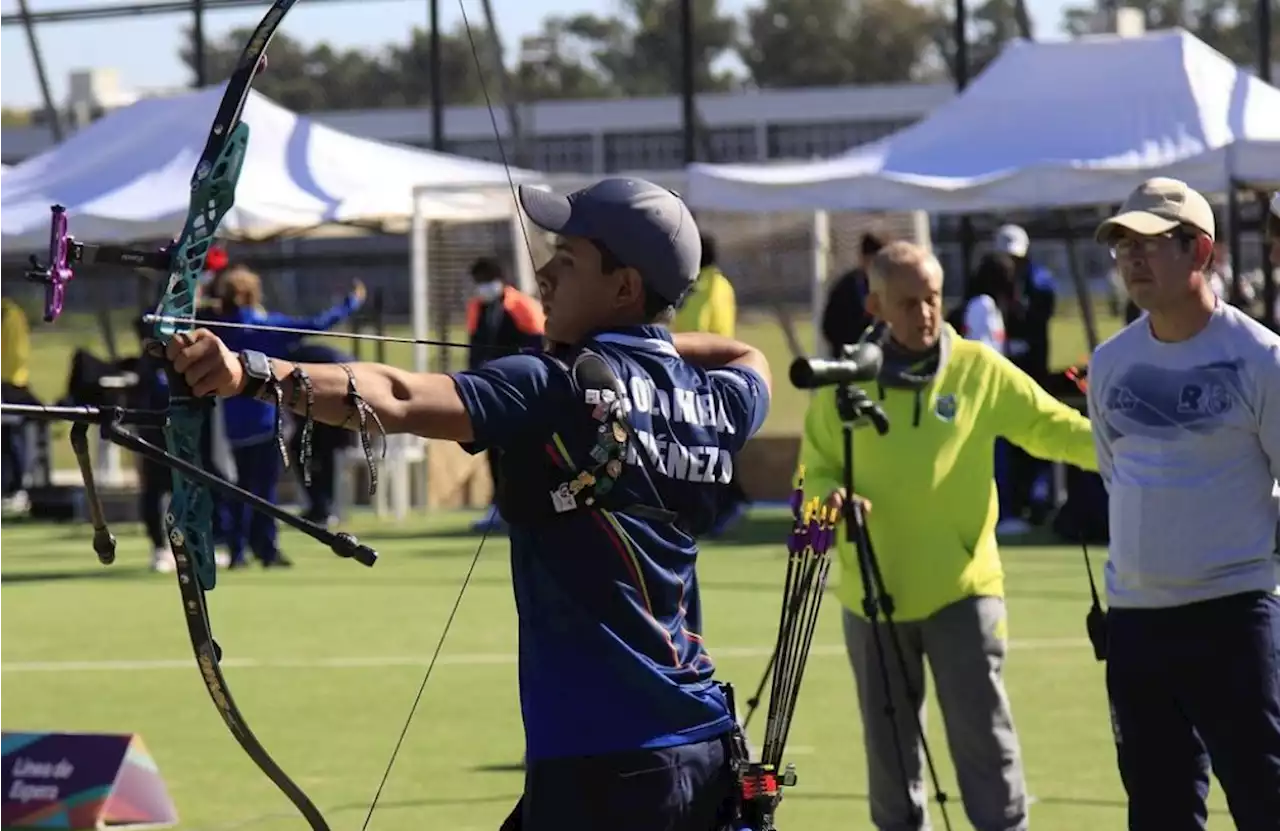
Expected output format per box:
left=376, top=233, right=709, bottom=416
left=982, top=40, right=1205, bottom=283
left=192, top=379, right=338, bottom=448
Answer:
left=1108, top=232, right=1180, bottom=260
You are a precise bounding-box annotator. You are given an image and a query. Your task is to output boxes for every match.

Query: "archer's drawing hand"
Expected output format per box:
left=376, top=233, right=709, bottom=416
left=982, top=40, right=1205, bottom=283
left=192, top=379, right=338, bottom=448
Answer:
left=167, top=329, right=245, bottom=398
left=824, top=488, right=871, bottom=518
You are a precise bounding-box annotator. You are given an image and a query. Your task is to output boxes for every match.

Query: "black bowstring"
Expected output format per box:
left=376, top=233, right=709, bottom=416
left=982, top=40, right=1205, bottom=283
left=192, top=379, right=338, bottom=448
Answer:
left=360, top=3, right=536, bottom=826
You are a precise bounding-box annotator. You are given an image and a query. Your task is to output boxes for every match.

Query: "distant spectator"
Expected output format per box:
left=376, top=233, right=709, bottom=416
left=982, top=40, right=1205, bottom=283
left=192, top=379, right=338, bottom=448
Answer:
left=1, top=299, right=34, bottom=502
left=955, top=252, right=1018, bottom=353
left=466, top=256, right=545, bottom=533
left=673, top=234, right=736, bottom=338
left=822, top=232, right=885, bottom=356
left=216, top=266, right=364, bottom=569
left=993, top=224, right=1057, bottom=527
left=674, top=235, right=748, bottom=536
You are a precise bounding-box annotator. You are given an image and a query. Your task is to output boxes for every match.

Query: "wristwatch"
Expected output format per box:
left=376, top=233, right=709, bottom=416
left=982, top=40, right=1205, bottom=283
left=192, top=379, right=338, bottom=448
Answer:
left=238, top=350, right=273, bottom=399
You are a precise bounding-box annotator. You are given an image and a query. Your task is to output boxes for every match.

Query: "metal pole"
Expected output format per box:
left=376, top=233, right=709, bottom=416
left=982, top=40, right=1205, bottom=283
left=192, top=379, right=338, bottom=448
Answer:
left=193, top=0, right=207, bottom=87
left=953, top=0, right=974, bottom=275
left=1260, top=0, right=1273, bottom=84
left=680, top=0, right=697, bottom=165
left=16, top=0, right=63, bottom=142
left=429, top=0, right=445, bottom=151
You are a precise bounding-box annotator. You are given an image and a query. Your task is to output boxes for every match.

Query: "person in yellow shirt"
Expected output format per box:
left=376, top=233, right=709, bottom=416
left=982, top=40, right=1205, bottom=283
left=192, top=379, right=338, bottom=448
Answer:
left=799, top=241, right=1097, bottom=831
left=673, top=235, right=736, bottom=337
left=674, top=235, right=746, bottom=535
left=2, top=298, right=33, bottom=498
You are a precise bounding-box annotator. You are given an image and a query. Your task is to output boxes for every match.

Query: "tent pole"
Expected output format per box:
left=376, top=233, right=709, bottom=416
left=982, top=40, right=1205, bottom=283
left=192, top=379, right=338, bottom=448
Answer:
left=1260, top=0, right=1272, bottom=84
left=16, top=0, right=62, bottom=142
left=1260, top=189, right=1276, bottom=329
left=1062, top=218, right=1098, bottom=353
left=681, top=0, right=697, bottom=165
left=1227, top=181, right=1244, bottom=307
left=193, top=0, right=206, bottom=87
left=430, top=0, right=445, bottom=152
left=952, top=0, right=975, bottom=278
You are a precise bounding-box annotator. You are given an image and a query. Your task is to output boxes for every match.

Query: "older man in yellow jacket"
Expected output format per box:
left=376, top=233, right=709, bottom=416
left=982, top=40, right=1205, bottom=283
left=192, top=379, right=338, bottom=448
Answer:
left=802, top=241, right=1097, bottom=831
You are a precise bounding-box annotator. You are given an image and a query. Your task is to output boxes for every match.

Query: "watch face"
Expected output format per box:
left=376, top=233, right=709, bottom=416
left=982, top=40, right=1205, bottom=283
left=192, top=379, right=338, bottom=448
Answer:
left=243, top=351, right=270, bottom=379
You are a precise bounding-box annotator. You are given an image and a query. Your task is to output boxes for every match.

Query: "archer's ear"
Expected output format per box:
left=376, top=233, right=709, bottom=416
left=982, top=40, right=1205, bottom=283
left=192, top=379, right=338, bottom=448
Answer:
left=617, top=268, right=645, bottom=307
left=865, top=290, right=882, bottom=320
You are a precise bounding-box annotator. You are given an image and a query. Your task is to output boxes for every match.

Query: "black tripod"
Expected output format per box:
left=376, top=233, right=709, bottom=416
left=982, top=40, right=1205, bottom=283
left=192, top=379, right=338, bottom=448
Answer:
left=837, top=384, right=953, bottom=831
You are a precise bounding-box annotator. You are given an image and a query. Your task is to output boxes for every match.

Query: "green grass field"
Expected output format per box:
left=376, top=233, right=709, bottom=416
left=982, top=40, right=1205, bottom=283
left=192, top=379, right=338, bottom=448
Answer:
left=1, top=511, right=1234, bottom=830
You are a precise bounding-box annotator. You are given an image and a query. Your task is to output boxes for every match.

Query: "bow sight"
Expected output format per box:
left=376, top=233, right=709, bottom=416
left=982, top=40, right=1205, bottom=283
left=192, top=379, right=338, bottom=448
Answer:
left=25, top=205, right=173, bottom=323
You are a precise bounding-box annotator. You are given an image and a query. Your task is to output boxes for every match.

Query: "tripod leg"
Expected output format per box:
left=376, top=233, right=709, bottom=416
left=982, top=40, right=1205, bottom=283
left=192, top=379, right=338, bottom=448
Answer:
left=743, top=649, right=776, bottom=730
left=69, top=423, right=117, bottom=565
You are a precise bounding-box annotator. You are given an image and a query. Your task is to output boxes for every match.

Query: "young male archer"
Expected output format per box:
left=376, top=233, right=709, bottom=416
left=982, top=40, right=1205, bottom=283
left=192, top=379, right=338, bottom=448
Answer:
left=166, top=178, right=772, bottom=831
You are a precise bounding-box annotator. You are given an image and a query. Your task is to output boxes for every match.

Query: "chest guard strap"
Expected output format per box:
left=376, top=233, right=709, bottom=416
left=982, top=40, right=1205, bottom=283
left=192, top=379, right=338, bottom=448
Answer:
left=496, top=350, right=679, bottom=528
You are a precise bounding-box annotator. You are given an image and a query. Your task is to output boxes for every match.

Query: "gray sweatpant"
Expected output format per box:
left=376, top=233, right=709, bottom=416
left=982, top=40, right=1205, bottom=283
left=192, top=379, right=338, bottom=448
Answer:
left=842, top=595, right=1028, bottom=831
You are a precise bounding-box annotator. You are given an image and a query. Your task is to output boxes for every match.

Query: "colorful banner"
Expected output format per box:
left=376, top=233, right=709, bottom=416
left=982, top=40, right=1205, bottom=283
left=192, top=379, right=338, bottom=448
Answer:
left=2, top=732, right=177, bottom=829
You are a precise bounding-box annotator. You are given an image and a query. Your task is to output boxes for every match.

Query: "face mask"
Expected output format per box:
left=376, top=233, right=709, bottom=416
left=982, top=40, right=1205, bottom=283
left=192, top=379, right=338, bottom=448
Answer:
left=473, top=280, right=503, bottom=302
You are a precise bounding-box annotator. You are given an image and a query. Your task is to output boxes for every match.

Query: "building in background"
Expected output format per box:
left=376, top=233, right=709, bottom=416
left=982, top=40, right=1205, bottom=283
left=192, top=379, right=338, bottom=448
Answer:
left=1, top=76, right=953, bottom=169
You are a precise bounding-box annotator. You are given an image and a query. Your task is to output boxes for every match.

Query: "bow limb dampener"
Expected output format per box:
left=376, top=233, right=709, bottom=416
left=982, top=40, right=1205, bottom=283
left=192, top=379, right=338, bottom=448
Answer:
left=7, top=3, right=386, bottom=828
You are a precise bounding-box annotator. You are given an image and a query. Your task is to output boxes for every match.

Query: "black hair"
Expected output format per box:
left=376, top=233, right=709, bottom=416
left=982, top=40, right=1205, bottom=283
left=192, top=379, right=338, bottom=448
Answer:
left=700, top=234, right=717, bottom=268
left=966, top=252, right=1017, bottom=304
left=591, top=238, right=675, bottom=323
left=1268, top=208, right=1280, bottom=240
left=469, top=256, right=504, bottom=283
left=860, top=231, right=887, bottom=259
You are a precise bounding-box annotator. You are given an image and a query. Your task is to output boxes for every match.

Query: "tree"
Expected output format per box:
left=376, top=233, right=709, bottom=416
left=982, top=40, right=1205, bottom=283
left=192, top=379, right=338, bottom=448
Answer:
left=180, top=28, right=389, bottom=111
left=1059, top=0, right=1279, bottom=67
left=1, top=107, right=33, bottom=127
left=927, top=0, right=1029, bottom=86
left=740, top=0, right=937, bottom=87
left=564, top=0, right=741, bottom=97
left=381, top=23, right=500, bottom=106
left=513, top=20, right=616, bottom=100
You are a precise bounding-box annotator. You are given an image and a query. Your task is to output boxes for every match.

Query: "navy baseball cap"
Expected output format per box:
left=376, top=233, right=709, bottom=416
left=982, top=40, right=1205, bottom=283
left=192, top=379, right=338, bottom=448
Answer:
left=517, top=178, right=702, bottom=305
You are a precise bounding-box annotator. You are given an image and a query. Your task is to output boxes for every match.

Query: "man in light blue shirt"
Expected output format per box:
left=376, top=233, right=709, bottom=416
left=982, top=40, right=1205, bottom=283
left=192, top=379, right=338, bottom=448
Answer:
left=1087, top=177, right=1280, bottom=830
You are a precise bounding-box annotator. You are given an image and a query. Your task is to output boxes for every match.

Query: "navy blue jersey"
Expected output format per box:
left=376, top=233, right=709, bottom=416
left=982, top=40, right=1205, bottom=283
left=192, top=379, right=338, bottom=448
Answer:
left=451, top=325, right=769, bottom=761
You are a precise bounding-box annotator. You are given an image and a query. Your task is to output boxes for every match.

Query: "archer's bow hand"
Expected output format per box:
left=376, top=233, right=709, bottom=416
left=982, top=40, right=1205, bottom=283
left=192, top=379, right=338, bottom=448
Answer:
left=167, top=329, right=245, bottom=397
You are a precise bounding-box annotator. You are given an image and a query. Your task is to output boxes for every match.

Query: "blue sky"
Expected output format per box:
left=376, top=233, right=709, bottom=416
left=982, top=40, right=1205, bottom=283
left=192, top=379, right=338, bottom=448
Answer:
left=1, top=0, right=1074, bottom=108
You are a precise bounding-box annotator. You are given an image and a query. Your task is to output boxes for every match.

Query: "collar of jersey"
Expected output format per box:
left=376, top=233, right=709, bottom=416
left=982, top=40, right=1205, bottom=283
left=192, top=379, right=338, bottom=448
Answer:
left=590, top=326, right=679, bottom=358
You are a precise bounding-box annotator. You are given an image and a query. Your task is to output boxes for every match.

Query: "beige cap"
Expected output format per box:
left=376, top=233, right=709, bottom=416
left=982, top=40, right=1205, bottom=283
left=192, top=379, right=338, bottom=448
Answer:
left=1094, top=177, right=1215, bottom=243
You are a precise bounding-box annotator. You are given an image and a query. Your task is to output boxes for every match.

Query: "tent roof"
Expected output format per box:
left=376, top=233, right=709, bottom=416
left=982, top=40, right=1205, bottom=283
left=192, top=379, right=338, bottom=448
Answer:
left=687, top=29, right=1280, bottom=213
left=2, top=85, right=542, bottom=246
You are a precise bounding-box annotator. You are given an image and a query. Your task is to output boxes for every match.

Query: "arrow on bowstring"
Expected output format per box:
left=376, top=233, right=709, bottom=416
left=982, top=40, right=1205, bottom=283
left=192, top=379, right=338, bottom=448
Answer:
left=142, top=313, right=501, bottom=352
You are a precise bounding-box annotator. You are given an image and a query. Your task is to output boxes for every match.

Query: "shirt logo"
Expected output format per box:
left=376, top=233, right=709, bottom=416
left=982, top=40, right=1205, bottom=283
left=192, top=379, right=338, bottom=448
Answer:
left=934, top=394, right=958, bottom=422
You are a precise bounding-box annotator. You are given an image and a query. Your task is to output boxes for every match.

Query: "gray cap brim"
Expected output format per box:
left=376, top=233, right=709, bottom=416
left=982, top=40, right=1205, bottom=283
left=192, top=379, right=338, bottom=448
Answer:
left=518, top=186, right=578, bottom=236
left=1094, top=211, right=1180, bottom=243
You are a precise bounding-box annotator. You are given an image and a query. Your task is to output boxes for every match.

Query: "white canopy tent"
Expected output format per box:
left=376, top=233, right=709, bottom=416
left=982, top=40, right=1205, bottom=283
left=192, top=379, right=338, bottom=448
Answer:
left=687, top=29, right=1280, bottom=214
left=1, top=84, right=543, bottom=247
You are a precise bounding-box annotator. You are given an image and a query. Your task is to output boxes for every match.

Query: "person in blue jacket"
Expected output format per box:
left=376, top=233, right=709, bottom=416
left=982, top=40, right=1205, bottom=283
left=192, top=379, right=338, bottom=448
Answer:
left=992, top=224, right=1058, bottom=531
left=214, top=265, right=364, bottom=567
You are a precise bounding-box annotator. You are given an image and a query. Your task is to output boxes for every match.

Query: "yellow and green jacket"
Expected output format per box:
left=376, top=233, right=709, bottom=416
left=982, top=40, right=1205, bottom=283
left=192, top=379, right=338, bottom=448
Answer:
left=673, top=266, right=736, bottom=338
left=2, top=299, right=31, bottom=388
left=800, top=327, right=1098, bottom=621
